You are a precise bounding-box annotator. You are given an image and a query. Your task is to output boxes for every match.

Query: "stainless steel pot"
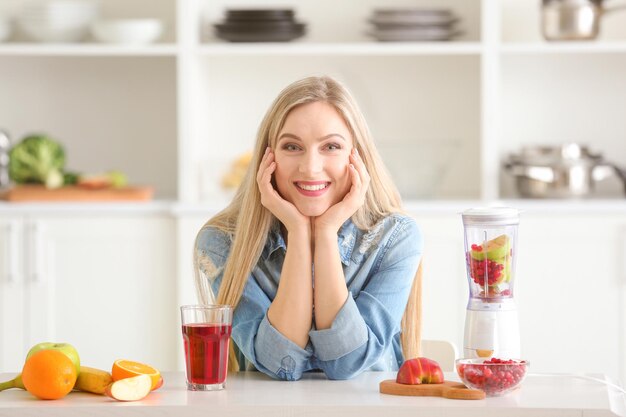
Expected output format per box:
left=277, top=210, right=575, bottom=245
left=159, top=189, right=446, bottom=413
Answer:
left=504, top=144, right=626, bottom=198
left=542, top=0, right=626, bottom=41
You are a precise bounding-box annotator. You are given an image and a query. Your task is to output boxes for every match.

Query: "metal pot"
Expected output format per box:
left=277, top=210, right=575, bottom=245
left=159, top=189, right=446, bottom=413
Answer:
left=542, top=0, right=626, bottom=41
left=504, top=144, right=626, bottom=198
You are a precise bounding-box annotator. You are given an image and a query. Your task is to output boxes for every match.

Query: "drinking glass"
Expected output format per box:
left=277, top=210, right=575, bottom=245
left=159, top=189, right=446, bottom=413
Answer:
left=180, top=305, right=233, bottom=391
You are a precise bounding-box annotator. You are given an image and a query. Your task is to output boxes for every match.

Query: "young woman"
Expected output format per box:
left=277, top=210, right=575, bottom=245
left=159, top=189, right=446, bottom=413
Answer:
left=194, top=76, right=423, bottom=381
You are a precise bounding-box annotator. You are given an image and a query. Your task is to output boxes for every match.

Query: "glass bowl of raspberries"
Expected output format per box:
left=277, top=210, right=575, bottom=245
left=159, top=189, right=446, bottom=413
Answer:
left=456, top=358, right=529, bottom=396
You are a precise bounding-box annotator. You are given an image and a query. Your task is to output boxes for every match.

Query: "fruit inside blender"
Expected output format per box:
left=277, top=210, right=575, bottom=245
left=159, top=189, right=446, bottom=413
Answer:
left=466, top=234, right=513, bottom=299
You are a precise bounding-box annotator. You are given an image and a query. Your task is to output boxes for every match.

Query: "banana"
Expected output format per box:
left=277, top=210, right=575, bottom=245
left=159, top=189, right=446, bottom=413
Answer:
left=74, top=366, right=113, bottom=394
left=0, top=374, right=25, bottom=392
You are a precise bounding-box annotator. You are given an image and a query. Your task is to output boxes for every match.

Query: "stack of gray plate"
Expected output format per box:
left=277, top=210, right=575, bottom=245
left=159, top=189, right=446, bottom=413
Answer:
left=213, top=9, right=306, bottom=42
left=368, top=8, right=461, bottom=41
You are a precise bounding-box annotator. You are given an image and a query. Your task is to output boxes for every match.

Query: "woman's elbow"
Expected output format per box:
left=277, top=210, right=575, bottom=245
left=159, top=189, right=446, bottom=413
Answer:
left=258, top=366, right=303, bottom=381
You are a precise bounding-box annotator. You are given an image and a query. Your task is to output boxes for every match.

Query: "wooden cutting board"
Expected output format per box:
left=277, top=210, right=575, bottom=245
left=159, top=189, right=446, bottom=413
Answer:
left=0, top=185, right=154, bottom=202
left=380, top=380, right=485, bottom=400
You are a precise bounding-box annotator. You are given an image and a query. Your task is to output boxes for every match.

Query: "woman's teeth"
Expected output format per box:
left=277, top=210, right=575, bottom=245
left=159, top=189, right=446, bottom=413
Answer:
left=297, top=183, right=328, bottom=191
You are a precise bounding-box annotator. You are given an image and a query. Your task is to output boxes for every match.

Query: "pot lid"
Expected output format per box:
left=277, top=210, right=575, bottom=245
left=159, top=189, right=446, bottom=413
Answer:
left=509, top=143, right=603, bottom=165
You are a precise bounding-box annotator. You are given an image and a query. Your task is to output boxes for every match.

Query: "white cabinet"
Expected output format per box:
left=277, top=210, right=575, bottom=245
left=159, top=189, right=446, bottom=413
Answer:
left=515, top=214, right=626, bottom=383
left=0, top=214, right=177, bottom=372
left=414, top=209, right=626, bottom=385
left=411, top=212, right=467, bottom=352
left=173, top=213, right=215, bottom=370
left=0, top=217, right=26, bottom=371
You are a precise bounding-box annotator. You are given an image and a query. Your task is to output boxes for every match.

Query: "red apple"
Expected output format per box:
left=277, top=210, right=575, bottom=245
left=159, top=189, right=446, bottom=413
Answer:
left=105, top=374, right=152, bottom=401
left=396, top=357, right=444, bottom=385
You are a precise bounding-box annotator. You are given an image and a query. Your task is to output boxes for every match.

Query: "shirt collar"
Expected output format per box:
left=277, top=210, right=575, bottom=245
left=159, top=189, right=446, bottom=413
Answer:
left=262, top=219, right=357, bottom=266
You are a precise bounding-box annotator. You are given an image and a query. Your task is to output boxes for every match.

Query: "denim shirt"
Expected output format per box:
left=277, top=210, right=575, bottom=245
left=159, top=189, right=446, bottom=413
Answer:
left=195, top=213, right=423, bottom=381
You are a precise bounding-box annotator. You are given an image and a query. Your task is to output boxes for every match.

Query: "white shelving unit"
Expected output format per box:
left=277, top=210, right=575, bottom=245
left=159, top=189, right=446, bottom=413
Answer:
left=1, top=0, right=626, bottom=202
left=2, top=0, right=626, bottom=381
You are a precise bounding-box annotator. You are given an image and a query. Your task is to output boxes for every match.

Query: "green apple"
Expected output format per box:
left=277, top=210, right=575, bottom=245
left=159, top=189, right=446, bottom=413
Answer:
left=470, top=235, right=510, bottom=261
left=26, top=342, right=80, bottom=375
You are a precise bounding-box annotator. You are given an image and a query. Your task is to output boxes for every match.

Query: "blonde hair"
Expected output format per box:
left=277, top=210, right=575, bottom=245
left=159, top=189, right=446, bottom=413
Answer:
left=194, top=76, right=421, bottom=371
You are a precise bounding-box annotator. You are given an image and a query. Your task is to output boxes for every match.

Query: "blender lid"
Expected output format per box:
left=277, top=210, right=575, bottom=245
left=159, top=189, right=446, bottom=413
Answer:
left=462, top=207, right=520, bottom=226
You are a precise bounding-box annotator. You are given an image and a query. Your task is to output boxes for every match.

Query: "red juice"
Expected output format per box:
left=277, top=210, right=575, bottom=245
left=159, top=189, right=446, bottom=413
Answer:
left=182, top=323, right=232, bottom=385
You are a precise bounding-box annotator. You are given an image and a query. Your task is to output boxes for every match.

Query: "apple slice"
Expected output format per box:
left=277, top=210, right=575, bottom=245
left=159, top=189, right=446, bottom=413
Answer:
left=105, top=374, right=152, bottom=402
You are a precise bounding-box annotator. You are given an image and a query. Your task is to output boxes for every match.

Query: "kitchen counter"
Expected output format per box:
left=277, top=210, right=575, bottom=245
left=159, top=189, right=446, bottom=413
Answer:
left=0, top=372, right=624, bottom=417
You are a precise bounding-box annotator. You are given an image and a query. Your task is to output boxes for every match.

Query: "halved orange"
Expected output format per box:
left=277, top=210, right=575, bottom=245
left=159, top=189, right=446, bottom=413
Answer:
left=112, top=359, right=161, bottom=391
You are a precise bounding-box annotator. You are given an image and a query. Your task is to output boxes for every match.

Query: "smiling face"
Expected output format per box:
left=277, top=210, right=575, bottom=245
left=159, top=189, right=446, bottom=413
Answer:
left=273, top=101, right=354, bottom=217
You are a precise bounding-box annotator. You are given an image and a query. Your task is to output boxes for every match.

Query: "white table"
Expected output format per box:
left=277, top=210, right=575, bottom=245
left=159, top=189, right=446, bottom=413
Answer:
left=0, top=372, right=624, bottom=417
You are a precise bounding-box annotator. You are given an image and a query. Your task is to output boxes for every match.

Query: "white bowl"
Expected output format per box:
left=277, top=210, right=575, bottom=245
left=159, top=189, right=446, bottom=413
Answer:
left=91, top=19, right=163, bottom=44
left=19, top=18, right=90, bottom=42
left=21, top=0, right=99, bottom=23
left=18, top=0, right=98, bottom=42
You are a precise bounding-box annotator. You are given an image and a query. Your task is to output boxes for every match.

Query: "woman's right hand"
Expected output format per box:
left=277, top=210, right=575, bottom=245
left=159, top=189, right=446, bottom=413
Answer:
left=257, top=147, right=310, bottom=234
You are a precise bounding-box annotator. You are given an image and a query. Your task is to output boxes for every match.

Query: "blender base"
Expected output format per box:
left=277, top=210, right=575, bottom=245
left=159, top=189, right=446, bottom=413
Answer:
left=463, top=307, right=520, bottom=359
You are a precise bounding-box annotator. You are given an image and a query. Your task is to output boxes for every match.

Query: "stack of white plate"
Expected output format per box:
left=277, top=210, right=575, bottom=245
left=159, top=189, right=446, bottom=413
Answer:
left=18, top=0, right=99, bottom=43
left=368, top=8, right=461, bottom=42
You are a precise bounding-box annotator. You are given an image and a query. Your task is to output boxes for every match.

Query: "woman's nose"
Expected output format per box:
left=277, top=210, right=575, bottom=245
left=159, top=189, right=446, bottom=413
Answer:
left=299, top=152, right=323, bottom=175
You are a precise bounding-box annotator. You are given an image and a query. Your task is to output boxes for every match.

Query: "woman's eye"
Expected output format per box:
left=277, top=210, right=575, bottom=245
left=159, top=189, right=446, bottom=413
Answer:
left=283, top=143, right=300, bottom=151
left=326, top=143, right=342, bottom=151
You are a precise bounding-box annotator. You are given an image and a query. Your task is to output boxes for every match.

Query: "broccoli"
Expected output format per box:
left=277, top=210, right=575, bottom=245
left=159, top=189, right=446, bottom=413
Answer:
left=9, top=134, right=66, bottom=189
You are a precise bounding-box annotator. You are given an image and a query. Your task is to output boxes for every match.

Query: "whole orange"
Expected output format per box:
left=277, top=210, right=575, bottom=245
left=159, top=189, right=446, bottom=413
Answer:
left=22, top=349, right=77, bottom=400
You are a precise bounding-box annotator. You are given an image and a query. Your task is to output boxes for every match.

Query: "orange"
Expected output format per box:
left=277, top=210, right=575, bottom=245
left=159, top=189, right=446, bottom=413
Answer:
left=112, top=359, right=161, bottom=390
left=21, top=349, right=77, bottom=400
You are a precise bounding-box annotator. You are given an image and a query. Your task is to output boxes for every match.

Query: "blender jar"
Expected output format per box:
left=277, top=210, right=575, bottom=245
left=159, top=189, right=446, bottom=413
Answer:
left=462, top=207, right=521, bottom=359
left=462, top=207, right=519, bottom=302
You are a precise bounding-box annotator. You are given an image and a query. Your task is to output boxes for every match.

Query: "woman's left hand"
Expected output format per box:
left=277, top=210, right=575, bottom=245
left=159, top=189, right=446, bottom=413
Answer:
left=314, top=148, right=370, bottom=235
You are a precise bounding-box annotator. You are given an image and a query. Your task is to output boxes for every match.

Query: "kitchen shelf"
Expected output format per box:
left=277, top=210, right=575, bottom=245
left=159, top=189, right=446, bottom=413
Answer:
left=500, top=42, right=626, bottom=54
left=0, top=43, right=179, bottom=57
left=5, top=199, right=626, bottom=216
left=198, top=42, right=483, bottom=56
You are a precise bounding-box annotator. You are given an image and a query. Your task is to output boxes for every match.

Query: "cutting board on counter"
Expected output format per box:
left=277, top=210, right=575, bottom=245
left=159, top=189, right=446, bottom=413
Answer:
left=380, top=380, right=485, bottom=400
left=0, top=185, right=154, bottom=202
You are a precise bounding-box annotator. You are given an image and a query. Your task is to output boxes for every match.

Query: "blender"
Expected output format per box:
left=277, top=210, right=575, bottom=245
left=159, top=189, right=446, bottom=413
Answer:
left=462, top=207, right=520, bottom=359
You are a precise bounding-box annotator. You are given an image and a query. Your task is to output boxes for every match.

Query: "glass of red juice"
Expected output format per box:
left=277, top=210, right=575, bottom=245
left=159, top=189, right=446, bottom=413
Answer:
left=180, top=305, right=233, bottom=391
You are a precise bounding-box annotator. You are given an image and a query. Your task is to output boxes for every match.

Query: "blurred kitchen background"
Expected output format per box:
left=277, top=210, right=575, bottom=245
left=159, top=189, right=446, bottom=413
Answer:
left=1, top=0, right=625, bottom=386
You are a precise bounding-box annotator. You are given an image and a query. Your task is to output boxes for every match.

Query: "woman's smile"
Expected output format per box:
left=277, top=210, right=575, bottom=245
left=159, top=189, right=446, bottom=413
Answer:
left=295, top=181, right=331, bottom=196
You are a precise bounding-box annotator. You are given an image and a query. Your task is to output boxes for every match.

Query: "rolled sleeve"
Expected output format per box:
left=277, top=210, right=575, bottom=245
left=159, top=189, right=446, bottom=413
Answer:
left=314, top=217, right=422, bottom=380
left=254, top=314, right=312, bottom=380
left=308, top=292, right=368, bottom=361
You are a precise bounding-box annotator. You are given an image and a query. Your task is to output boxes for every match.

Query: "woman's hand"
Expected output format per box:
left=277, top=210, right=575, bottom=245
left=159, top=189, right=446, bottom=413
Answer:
left=314, top=148, right=370, bottom=235
left=257, top=147, right=310, bottom=234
